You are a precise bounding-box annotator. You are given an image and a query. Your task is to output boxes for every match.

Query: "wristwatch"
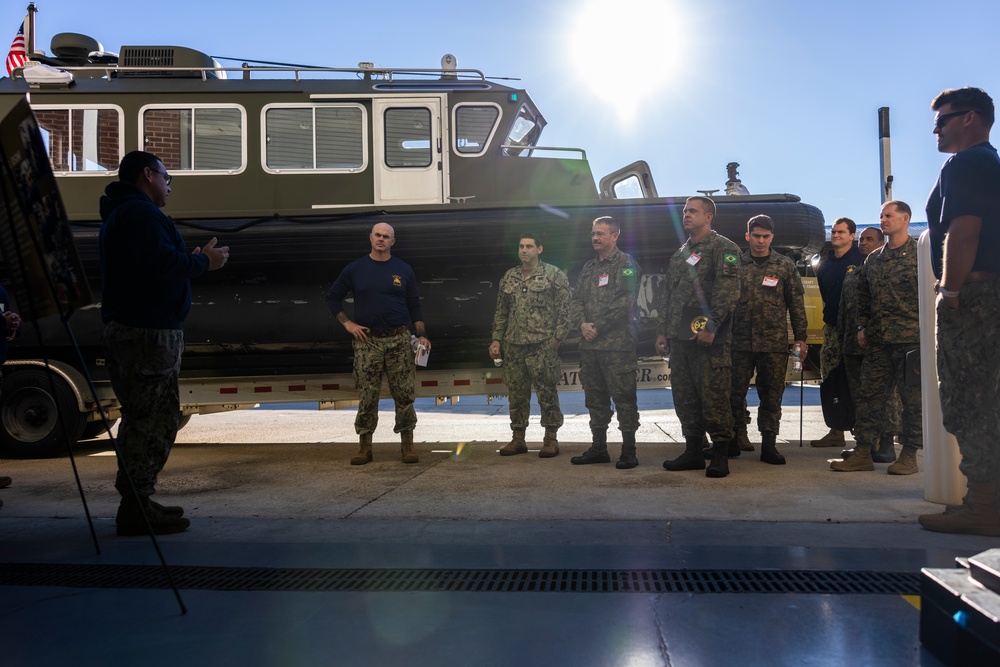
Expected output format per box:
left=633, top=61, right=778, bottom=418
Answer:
left=856, top=325, right=864, bottom=331
left=934, top=281, right=960, bottom=298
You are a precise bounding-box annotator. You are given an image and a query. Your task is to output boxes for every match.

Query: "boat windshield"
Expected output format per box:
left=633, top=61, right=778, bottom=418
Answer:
left=503, top=102, right=544, bottom=156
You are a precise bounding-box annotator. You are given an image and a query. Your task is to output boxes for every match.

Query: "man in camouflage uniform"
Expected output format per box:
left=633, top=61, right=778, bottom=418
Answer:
left=489, top=232, right=571, bottom=458
left=811, top=218, right=863, bottom=448
left=728, top=215, right=807, bottom=466
left=569, top=216, right=642, bottom=469
left=655, top=196, right=741, bottom=478
left=831, top=201, right=921, bottom=474
left=326, top=223, right=431, bottom=466
left=920, top=87, right=1000, bottom=535
left=836, top=227, right=901, bottom=463
left=101, top=151, right=230, bottom=535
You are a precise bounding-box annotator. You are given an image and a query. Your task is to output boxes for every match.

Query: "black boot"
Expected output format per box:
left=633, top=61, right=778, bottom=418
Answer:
left=116, top=493, right=190, bottom=536
left=704, top=434, right=741, bottom=459
left=664, top=436, right=706, bottom=471
left=872, top=433, right=897, bottom=463
left=705, top=441, right=730, bottom=478
left=572, top=428, right=611, bottom=464
left=760, top=431, right=786, bottom=465
left=616, top=432, right=638, bottom=469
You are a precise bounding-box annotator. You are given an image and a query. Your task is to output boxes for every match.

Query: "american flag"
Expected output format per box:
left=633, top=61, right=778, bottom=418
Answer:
left=6, top=22, right=27, bottom=75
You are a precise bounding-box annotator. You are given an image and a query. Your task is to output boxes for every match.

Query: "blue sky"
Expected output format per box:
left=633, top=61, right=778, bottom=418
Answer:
left=8, top=0, right=999, bottom=227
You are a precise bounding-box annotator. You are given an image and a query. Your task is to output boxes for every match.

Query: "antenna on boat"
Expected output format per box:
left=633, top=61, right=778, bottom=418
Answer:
left=725, top=162, right=750, bottom=196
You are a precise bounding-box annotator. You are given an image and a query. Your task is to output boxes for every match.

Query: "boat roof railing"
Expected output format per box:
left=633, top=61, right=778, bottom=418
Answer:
left=15, top=63, right=489, bottom=84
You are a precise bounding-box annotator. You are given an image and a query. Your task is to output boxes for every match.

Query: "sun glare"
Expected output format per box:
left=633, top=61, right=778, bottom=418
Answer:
left=565, top=0, right=687, bottom=123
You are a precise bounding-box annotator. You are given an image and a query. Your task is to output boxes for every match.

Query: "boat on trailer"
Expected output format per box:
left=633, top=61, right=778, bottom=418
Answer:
left=0, top=21, right=825, bottom=456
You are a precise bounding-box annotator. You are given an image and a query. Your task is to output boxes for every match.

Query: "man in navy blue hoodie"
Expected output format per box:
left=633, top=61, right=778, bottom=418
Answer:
left=100, top=151, right=229, bottom=535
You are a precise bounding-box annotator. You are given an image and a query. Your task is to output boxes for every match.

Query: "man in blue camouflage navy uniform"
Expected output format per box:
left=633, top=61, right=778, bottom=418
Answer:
left=101, top=151, right=230, bottom=535
left=831, top=201, right=921, bottom=474
left=490, top=232, right=571, bottom=458
left=569, top=216, right=642, bottom=469
left=656, top=196, right=741, bottom=478
left=327, top=223, right=431, bottom=466
left=920, top=87, right=1000, bottom=536
left=728, top=215, right=808, bottom=466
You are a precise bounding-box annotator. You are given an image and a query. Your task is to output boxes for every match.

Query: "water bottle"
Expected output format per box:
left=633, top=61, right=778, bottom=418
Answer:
left=792, top=343, right=802, bottom=373
left=410, top=334, right=419, bottom=352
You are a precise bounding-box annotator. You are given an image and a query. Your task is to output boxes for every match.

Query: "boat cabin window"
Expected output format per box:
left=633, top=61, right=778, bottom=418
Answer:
left=384, top=108, right=432, bottom=168
left=502, top=103, right=543, bottom=157
left=141, top=105, right=245, bottom=173
left=33, top=106, right=122, bottom=174
left=263, top=105, right=366, bottom=172
left=453, top=104, right=500, bottom=156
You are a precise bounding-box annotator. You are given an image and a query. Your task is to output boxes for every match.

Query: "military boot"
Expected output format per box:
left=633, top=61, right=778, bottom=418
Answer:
left=736, top=424, right=754, bottom=452
left=919, top=482, right=1000, bottom=536
left=705, top=441, right=730, bottom=478
left=703, top=434, right=741, bottom=460
left=500, top=428, right=529, bottom=456
left=351, top=433, right=373, bottom=465
left=539, top=428, right=559, bottom=458
left=664, top=436, right=706, bottom=471
left=400, top=431, right=419, bottom=464
left=572, top=428, right=611, bottom=464
left=887, top=445, right=918, bottom=475
left=830, top=443, right=874, bottom=471
left=760, top=431, right=786, bottom=465
left=616, top=432, right=638, bottom=469
left=149, top=499, right=184, bottom=517
left=116, top=494, right=190, bottom=536
left=872, top=433, right=897, bottom=463
left=810, top=429, right=845, bottom=447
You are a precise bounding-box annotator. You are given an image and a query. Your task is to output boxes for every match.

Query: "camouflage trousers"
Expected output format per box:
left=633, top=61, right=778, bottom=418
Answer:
left=820, top=324, right=841, bottom=380
left=669, top=339, right=733, bottom=443
left=103, top=321, right=183, bottom=500
left=579, top=349, right=639, bottom=433
left=730, top=350, right=787, bottom=435
left=854, top=343, right=922, bottom=448
left=937, top=280, right=1000, bottom=483
left=503, top=341, right=563, bottom=430
left=843, top=353, right=900, bottom=435
left=353, top=331, right=416, bottom=436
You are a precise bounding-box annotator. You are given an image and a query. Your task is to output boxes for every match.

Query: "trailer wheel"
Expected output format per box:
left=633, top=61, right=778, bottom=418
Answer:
left=0, top=368, right=87, bottom=458
left=177, top=414, right=192, bottom=431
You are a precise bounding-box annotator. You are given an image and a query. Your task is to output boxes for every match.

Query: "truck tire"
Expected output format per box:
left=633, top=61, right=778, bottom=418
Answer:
left=176, top=414, right=192, bottom=431
left=0, top=368, right=87, bottom=458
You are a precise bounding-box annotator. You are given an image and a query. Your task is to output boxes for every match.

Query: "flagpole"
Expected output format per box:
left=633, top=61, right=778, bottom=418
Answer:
left=26, top=3, right=36, bottom=57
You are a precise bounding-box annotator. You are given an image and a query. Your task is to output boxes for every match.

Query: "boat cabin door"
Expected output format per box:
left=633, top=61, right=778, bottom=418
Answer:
left=373, top=97, right=447, bottom=205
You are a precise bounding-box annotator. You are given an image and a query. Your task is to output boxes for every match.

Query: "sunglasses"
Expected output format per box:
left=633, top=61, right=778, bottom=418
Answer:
left=934, top=109, right=973, bottom=130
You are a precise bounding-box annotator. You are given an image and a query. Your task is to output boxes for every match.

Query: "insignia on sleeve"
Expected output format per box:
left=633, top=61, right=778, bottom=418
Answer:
left=622, top=268, right=634, bottom=277
left=724, top=254, right=738, bottom=265
left=847, top=265, right=855, bottom=273
left=392, top=275, right=402, bottom=286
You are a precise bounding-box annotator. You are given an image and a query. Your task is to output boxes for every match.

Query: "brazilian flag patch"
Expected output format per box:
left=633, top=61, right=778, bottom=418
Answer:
left=622, top=268, right=635, bottom=277
left=724, top=253, right=738, bottom=265
left=622, top=266, right=637, bottom=291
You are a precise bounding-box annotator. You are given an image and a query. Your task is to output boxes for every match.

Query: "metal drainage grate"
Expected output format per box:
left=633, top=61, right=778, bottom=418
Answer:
left=0, top=563, right=919, bottom=595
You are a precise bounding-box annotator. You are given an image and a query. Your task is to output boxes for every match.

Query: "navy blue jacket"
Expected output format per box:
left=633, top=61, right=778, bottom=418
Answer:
left=99, top=182, right=208, bottom=329
left=816, top=244, right=863, bottom=326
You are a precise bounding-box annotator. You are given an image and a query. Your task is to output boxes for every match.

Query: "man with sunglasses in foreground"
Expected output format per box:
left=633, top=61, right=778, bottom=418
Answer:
left=921, top=87, right=1000, bottom=536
